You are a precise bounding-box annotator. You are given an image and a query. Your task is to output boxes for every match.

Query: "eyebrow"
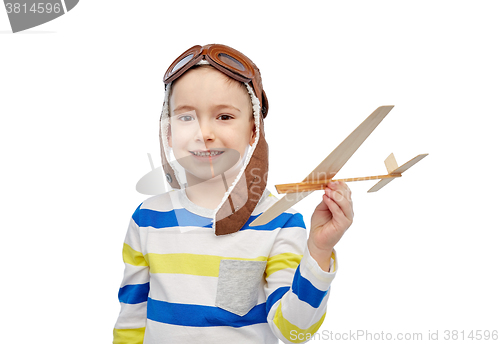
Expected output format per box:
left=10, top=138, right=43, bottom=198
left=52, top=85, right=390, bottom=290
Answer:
left=172, top=105, right=195, bottom=114
left=173, top=104, right=241, bottom=114
left=215, top=104, right=242, bottom=113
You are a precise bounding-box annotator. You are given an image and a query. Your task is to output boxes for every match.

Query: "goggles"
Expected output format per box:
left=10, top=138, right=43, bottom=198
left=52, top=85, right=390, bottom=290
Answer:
left=163, top=44, right=268, bottom=118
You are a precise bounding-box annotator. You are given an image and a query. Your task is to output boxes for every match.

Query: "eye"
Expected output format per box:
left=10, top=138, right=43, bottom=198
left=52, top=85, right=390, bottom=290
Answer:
left=217, top=114, right=233, bottom=121
left=178, top=115, right=195, bottom=122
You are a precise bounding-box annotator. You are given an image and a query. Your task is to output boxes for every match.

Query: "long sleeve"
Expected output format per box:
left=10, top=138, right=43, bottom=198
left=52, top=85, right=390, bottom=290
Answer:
left=113, top=206, right=150, bottom=344
left=264, top=213, right=337, bottom=343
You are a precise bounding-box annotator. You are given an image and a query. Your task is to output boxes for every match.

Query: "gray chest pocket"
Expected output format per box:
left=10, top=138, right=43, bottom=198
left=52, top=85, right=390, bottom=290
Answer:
left=215, top=259, right=267, bottom=316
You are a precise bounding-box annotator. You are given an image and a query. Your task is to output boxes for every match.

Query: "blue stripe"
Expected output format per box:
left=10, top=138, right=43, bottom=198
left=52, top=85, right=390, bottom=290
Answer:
left=291, top=265, right=328, bottom=308
left=266, top=286, right=290, bottom=315
left=118, top=282, right=150, bottom=304
left=133, top=208, right=212, bottom=228
left=132, top=206, right=305, bottom=231
left=242, top=212, right=305, bottom=231
left=147, top=298, right=267, bottom=327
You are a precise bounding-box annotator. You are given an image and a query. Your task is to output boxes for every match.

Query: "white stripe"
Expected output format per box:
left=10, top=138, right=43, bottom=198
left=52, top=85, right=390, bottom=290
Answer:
left=149, top=274, right=217, bottom=305
left=114, top=302, right=147, bottom=329
left=268, top=227, right=307, bottom=257
left=149, top=273, right=268, bottom=306
left=124, top=226, right=144, bottom=254
left=264, top=268, right=296, bottom=292
left=140, top=193, right=175, bottom=212
left=120, top=264, right=149, bottom=288
left=142, top=227, right=279, bottom=257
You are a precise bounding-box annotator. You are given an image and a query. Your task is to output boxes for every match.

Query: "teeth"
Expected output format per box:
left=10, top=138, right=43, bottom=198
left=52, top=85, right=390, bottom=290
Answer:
left=192, top=151, right=223, bottom=157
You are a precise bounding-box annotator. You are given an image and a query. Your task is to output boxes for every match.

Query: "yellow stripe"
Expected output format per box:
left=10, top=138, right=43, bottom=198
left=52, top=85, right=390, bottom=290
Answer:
left=266, top=252, right=302, bottom=277
left=332, top=250, right=337, bottom=272
left=145, top=253, right=268, bottom=276
left=123, top=243, right=148, bottom=267
left=273, top=302, right=326, bottom=343
left=113, top=327, right=145, bottom=344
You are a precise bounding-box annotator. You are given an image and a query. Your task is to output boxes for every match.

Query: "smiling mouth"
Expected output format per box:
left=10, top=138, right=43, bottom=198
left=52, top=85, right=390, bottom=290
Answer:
left=189, top=150, right=224, bottom=157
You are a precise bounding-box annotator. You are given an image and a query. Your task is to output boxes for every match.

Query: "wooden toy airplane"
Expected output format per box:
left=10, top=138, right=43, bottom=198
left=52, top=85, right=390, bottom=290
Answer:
left=249, top=105, right=428, bottom=226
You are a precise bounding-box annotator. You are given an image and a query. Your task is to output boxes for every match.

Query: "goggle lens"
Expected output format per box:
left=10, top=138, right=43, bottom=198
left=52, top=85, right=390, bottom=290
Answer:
left=169, top=53, right=194, bottom=77
left=218, top=53, right=246, bottom=72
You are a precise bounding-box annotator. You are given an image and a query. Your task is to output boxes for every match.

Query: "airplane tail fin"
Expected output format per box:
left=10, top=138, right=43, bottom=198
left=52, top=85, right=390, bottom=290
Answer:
left=368, top=153, right=428, bottom=192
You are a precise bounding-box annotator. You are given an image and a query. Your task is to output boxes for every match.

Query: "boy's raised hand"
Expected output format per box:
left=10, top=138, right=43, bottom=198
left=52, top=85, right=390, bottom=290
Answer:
left=308, top=181, right=354, bottom=272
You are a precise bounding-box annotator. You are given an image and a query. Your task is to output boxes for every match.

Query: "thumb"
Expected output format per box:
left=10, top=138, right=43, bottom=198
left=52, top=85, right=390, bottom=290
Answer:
left=313, top=195, right=330, bottom=214
left=311, top=194, right=332, bottom=227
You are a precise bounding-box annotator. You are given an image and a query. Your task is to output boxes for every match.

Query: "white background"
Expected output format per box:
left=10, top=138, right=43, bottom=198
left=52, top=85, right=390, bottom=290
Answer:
left=1, top=1, right=499, bottom=343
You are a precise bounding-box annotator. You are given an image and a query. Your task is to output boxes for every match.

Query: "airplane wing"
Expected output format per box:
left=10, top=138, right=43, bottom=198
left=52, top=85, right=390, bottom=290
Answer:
left=250, top=105, right=394, bottom=226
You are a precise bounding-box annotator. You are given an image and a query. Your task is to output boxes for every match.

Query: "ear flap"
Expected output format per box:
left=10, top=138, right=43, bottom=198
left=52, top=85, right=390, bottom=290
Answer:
left=166, top=123, right=172, bottom=148
left=261, top=90, right=269, bottom=118
left=159, top=123, right=180, bottom=189
left=214, top=117, right=268, bottom=235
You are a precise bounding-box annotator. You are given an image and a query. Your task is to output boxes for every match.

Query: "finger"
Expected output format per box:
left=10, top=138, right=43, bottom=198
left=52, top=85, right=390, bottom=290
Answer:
left=338, top=182, right=353, bottom=213
left=322, top=193, right=345, bottom=221
left=325, top=187, right=354, bottom=222
left=326, top=196, right=353, bottom=232
left=325, top=185, right=349, bottom=205
left=328, top=182, right=353, bottom=212
left=323, top=194, right=353, bottom=234
left=312, top=196, right=334, bottom=224
left=328, top=181, right=352, bottom=202
left=340, top=181, right=352, bottom=200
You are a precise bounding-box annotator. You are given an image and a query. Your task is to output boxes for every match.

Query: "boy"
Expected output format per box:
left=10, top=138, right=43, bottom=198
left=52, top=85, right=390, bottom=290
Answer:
left=113, top=44, right=354, bottom=344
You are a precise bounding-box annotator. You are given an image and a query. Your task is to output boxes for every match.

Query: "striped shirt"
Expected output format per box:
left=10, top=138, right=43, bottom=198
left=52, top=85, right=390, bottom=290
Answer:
left=113, top=189, right=337, bottom=344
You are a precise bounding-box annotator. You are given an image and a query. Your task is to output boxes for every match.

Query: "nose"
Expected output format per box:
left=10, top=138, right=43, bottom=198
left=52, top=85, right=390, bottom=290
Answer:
left=195, top=119, right=215, bottom=143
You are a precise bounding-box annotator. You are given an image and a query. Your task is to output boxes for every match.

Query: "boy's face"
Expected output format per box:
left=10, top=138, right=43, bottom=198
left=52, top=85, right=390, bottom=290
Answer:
left=168, top=67, right=255, bottom=182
